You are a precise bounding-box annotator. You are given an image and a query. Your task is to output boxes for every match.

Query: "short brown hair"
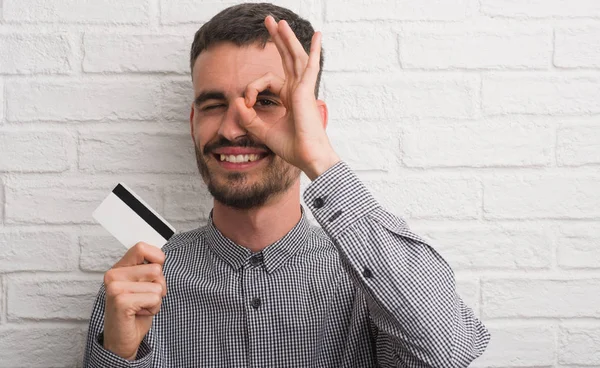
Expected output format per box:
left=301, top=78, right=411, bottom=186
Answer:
left=189, top=3, right=324, bottom=97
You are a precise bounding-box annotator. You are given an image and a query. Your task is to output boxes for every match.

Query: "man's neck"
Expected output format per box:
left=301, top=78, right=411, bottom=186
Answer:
left=211, top=182, right=302, bottom=253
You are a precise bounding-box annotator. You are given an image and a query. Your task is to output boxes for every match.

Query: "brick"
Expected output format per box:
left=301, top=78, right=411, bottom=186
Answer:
left=559, top=324, right=600, bottom=365
left=78, top=132, right=196, bottom=174
left=483, top=74, right=600, bottom=115
left=425, top=225, right=551, bottom=270
left=164, top=182, right=213, bottom=222
left=326, top=74, right=477, bottom=119
left=328, top=121, right=398, bottom=171
left=0, top=230, right=78, bottom=272
left=557, top=224, right=600, bottom=269
left=6, top=79, right=189, bottom=122
left=366, top=176, right=481, bottom=220
left=324, top=27, right=397, bottom=71
left=83, top=34, right=189, bottom=74
left=3, top=0, right=149, bottom=24
left=0, top=78, right=4, bottom=122
left=471, top=324, right=554, bottom=367
left=80, top=233, right=130, bottom=272
left=161, top=79, right=194, bottom=121
left=7, top=275, right=101, bottom=320
left=0, top=277, right=4, bottom=324
left=0, top=178, right=4, bottom=223
left=0, top=131, right=71, bottom=172
left=402, top=120, right=553, bottom=167
left=455, top=277, right=479, bottom=314
left=5, top=181, right=161, bottom=224
left=481, top=0, right=600, bottom=18
left=161, top=0, right=300, bottom=24
left=0, top=34, right=71, bottom=74
left=557, top=125, right=600, bottom=166
left=483, top=175, right=600, bottom=219
left=482, top=278, right=600, bottom=318
left=326, top=0, right=469, bottom=21
left=0, top=325, right=86, bottom=367
left=555, top=27, right=600, bottom=68
left=400, top=27, right=550, bottom=70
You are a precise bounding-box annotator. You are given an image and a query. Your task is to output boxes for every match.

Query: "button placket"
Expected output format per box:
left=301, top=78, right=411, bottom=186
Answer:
left=243, top=259, right=268, bottom=368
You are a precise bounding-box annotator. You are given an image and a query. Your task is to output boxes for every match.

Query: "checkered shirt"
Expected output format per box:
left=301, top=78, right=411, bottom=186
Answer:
left=83, top=161, right=490, bottom=367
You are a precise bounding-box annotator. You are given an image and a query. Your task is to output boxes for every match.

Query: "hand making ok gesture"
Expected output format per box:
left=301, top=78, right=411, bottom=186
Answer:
left=235, top=16, right=340, bottom=180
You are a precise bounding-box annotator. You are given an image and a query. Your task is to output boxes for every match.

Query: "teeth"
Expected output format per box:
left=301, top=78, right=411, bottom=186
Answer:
left=219, top=154, right=261, bottom=163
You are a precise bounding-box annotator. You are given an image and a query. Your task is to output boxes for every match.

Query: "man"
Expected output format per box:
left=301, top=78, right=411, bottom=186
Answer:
left=83, top=3, right=490, bottom=367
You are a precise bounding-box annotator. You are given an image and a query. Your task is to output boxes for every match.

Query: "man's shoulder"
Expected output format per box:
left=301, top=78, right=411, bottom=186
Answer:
left=162, top=225, right=208, bottom=254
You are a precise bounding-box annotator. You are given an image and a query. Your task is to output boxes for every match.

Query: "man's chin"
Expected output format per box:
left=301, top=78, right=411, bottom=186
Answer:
left=208, top=185, right=272, bottom=210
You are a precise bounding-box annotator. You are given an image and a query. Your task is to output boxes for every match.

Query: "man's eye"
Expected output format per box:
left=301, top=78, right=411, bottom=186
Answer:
left=255, top=99, right=277, bottom=107
left=202, top=104, right=225, bottom=111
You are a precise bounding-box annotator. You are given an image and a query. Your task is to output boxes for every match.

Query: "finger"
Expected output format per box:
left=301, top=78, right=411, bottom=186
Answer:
left=114, top=242, right=166, bottom=268
left=112, top=292, right=163, bottom=316
left=244, top=72, right=285, bottom=107
left=264, top=16, right=294, bottom=78
left=105, top=281, right=164, bottom=299
left=234, top=98, right=270, bottom=143
left=302, top=31, right=322, bottom=86
left=278, top=19, right=309, bottom=77
left=105, top=264, right=167, bottom=296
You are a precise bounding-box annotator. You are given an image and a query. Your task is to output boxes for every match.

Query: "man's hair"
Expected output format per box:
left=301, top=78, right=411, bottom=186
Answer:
left=190, top=3, right=324, bottom=97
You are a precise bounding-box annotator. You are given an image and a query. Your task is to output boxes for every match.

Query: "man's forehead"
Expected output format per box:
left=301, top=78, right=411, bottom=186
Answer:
left=192, top=42, right=284, bottom=94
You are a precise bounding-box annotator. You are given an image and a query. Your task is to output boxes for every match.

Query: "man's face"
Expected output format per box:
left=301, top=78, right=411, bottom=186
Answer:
left=190, top=42, right=300, bottom=209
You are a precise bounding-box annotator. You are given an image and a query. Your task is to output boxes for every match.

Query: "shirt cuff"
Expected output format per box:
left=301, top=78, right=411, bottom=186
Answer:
left=88, top=333, right=153, bottom=368
left=303, top=161, right=379, bottom=238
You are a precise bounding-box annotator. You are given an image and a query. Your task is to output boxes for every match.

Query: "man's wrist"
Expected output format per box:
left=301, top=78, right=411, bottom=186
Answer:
left=102, top=337, right=138, bottom=361
left=303, top=151, right=341, bottom=181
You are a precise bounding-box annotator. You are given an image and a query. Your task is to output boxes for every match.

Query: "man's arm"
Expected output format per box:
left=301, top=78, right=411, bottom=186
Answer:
left=304, top=161, right=490, bottom=367
left=239, top=17, right=489, bottom=366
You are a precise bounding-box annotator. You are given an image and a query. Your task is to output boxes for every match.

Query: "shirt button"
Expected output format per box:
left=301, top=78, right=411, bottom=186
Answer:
left=250, top=297, right=261, bottom=309
left=313, top=197, right=325, bottom=208
left=363, top=267, right=374, bottom=279
left=249, top=254, right=262, bottom=267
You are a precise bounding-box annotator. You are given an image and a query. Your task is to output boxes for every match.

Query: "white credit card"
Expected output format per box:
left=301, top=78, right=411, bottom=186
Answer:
left=92, top=183, right=175, bottom=249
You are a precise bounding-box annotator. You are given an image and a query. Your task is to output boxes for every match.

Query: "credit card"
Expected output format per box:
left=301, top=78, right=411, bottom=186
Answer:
left=92, top=183, right=175, bottom=249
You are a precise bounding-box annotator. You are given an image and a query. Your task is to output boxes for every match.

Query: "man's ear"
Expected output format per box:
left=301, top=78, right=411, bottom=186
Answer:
left=316, top=100, right=329, bottom=129
left=189, top=104, right=195, bottom=136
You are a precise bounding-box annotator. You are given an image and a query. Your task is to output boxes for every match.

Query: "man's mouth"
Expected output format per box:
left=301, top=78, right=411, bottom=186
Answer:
left=210, top=150, right=271, bottom=170
left=216, top=153, right=268, bottom=163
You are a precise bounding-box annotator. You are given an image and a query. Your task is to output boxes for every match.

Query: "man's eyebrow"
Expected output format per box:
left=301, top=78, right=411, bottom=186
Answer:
left=194, top=89, right=280, bottom=106
left=194, top=91, right=226, bottom=106
left=255, top=90, right=280, bottom=99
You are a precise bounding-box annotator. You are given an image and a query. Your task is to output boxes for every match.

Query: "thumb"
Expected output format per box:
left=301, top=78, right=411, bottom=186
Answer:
left=235, top=97, right=270, bottom=143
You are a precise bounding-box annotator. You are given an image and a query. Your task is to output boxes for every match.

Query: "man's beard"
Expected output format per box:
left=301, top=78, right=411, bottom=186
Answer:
left=195, top=137, right=300, bottom=209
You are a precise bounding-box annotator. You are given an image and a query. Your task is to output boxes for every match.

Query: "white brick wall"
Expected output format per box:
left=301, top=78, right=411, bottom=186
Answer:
left=0, top=0, right=599, bottom=366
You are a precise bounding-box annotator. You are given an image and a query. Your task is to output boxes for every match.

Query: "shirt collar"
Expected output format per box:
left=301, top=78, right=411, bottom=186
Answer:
left=205, top=207, right=310, bottom=274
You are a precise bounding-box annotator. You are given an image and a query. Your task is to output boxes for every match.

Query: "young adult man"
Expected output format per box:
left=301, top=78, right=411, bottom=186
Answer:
left=83, top=3, right=490, bottom=367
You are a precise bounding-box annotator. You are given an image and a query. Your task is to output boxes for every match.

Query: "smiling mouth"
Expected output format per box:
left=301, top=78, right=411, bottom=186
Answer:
left=213, top=153, right=270, bottom=164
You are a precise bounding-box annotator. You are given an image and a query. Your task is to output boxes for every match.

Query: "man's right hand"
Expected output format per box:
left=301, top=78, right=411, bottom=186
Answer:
left=102, top=242, right=167, bottom=360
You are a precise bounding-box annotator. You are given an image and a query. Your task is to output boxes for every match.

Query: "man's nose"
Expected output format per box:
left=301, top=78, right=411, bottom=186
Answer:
left=217, top=103, right=247, bottom=141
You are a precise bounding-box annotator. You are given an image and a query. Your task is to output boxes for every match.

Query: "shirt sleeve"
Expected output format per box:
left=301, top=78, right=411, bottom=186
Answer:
left=304, top=161, right=491, bottom=368
left=82, top=285, right=154, bottom=368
